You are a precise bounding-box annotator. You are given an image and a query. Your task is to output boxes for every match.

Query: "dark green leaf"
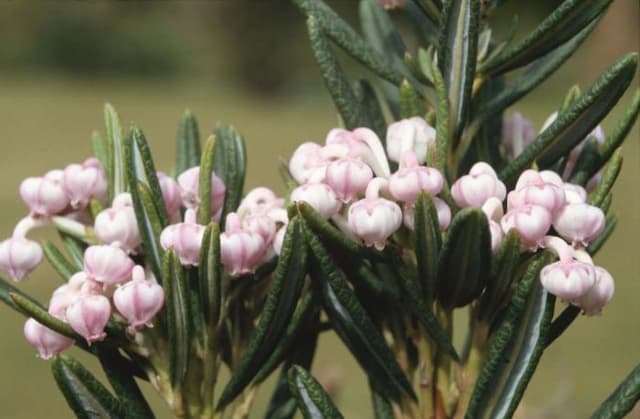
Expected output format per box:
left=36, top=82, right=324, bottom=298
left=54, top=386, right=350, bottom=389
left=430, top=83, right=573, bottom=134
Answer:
left=568, top=138, right=601, bottom=185
left=198, top=135, right=217, bottom=225
left=132, top=127, right=169, bottom=226
left=288, top=365, right=345, bottom=419
left=10, top=292, right=77, bottom=339
left=370, top=381, right=394, bottom=419
left=163, top=251, right=191, bottom=388
left=405, top=0, right=440, bottom=46
left=589, top=151, right=623, bottom=208
left=438, top=0, right=480, bottom=147
left=216, top=219, right=307, bottom=410
left=199, top=223, right=222, bottom=329
left=305, top=225, right=416, bottom=402
left=479, top=283, right=555, bottom=418
left=546, top=304, right=581, bottom=348
left=265, top=371, right=298, bottom=419
left=465, top=254, right=549, bottom=418
left=359, top=0, right=406, bottom=64
left=52, top=355, right=123, bottom=419
left=43, top=241, right=76, bottom=281
left=95, top=347, right=155, bottom=419
left=296, top=201, right=371, bottom=257
left=125, top=131, right=165, bottom=283
left=431, top=60, right=450, bottom=173
left=473, top=19, right=599, bottom=126
left=293, top=0, right=403, bottom=85
left=590, top=364, right=640, bottom=419
left=597, top=89, right=640, bottom=171
left=499, top=53, right=637, bottom=183
left=354, top=79, right=388, bottom=141
left=413, top=192, right=441, bottom=302
left=306, top=16, right=365, bottom=129
left=437, top=208, right=491, bottom=308
left=175, top=109, right=201, bottom=176
left=480, top=0, right=611, bottom=75
left=213, top=124, right=247, bottom=226
left=104, top=103, right=126, bottom=199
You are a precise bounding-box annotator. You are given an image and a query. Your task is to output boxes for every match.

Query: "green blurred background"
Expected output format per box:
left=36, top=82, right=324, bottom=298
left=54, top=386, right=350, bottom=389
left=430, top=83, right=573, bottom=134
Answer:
left=0, top=2, right=638, bottom=418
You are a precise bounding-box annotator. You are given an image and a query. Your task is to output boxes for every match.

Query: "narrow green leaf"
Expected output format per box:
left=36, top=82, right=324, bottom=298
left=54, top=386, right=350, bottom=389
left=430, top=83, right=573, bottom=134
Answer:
left=370, top=381, right=394, bottom=419
left=91, top=130, right=109, bottom=175
left=95, top=347, right=155, bottom=419
left=43, top=241, right=76, bottom=281
left=296, top=201, right=370, bottom=257
left=387, top=248, right=459, bottom=361
left=163, top=251, right=191, bottom=388
left=214, top=124, right=247, bottom=226
left=589, top=151, right=623, bottom=208
left=293, top=0, right=403, bottom=85
left=199, top=223, right=222, bottom=329
left=568, top=138, right=601, bottom=186
left=474, top=19, right=599, bottom=126
left=359, top=0, right=406, bottom=63
left=546, top=304, right=581, bottom=348
left=125, top=131, right=165, bottom=283
left=253, top=290, right=319, bottom=384
left=52, top=355, right=123, bottom=419
left=597, top=89, right=640, bottom=171
left=478, top=230, right=521, bottom=322
left=198, top=135, right=216, bottom=225
left=587, top=215, right=617, bottom=256
left=480, top=0, right=610, bottom=75
left=413, top=192, right=441, bottom=302
left=265, top=371, right=298, bottom=419
left=288, top=365, right=345, bottom=419
left=499, top=53, right=637, bottom=183
left=10, top=292, right=77, bottom=339
left=307, top=16, right=365, bottom=129
left=104, top=103, right=126, bottom=199
left=59, top=232, right=85, bottom=270
left=431, top=60, right=449, bottom=173
left=405, top=0, right=440, bottom=47
left=438, top=0, right=480, bottom=147
left=354, top=79, right=388, bottom=142
left=480, top=284, right=555, bottom=418
left=132, top=127, right=169, bottom=226
left=399, top=79, right=424, bottom=118
left=305, top=225, right=416, bottom=402
left=175, top=109, right=201, bottom=176
left=465, top=254, right=549, bottom=418
left=590, top=364, right=640, bottom=419
left=437, top=208, right=491, bottom=308
left=0, top=276, right=41, bottom=313
left=216, top=219, right=307, bottom=410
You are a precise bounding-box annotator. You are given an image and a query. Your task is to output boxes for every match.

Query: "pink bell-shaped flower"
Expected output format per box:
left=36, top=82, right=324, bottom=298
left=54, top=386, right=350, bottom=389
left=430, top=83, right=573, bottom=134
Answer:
left=0, top=237, right=43, bottom=281
left=488, top=220, right=504, bottom=254
left=242, top=213, right=277, bottom=244
left=389, top=152, right=444, bottom=204
left=94, top=202, right=141, bottom=253
left=19, top=171, right=69, bottom=217
left=579, top=266, right=614, bottom=316
left=562, top=182, right=587, bottom=204
left=385, top=117, right=436, bottom=164
left=160, top=209, right=206, bottom=266
left=291, top=183, right=341, bottom=219
left=553, top=203, right=605, bottom=246
left=288, top=142, right=327, bottom=185
left=348, top=178, right=402, bottom=250
left=238, top=187, right=285, bottom=213
left=508, top=171, right=565, bottom=215
left=220, top=213, right=267, bottom=276
left=540, top=259, right=596, bottom=303
left=24, top=318, right=73, bottom=359
left=501, top=205, right=552, bottom=249
left=324, top=157, right=373, bottom=203
left=502, top=112, right=536, bottom=159
left=83, top=245, right=135, bottom=285
left=66, top=294, right=112, bottom=344
left=326, top=127, right=390, bottom=178
left=63, top=158, right=107, bottom=209
left=113, top=265, right=165, bottom=330
left=177, top=166, right=226, bottom=215
left=157, top=172, right=182, bottom=218
left=451, top=162, right=506, bottom=208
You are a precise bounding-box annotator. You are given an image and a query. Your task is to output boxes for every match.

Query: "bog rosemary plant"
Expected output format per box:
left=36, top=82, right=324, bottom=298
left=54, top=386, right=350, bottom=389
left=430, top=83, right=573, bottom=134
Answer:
left=0, top=0, right=639, bottom=418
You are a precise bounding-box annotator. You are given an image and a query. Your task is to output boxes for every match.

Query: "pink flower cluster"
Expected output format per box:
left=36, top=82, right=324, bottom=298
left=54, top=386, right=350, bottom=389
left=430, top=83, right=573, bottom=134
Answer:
left=289, top=116, right=613, bottom=314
